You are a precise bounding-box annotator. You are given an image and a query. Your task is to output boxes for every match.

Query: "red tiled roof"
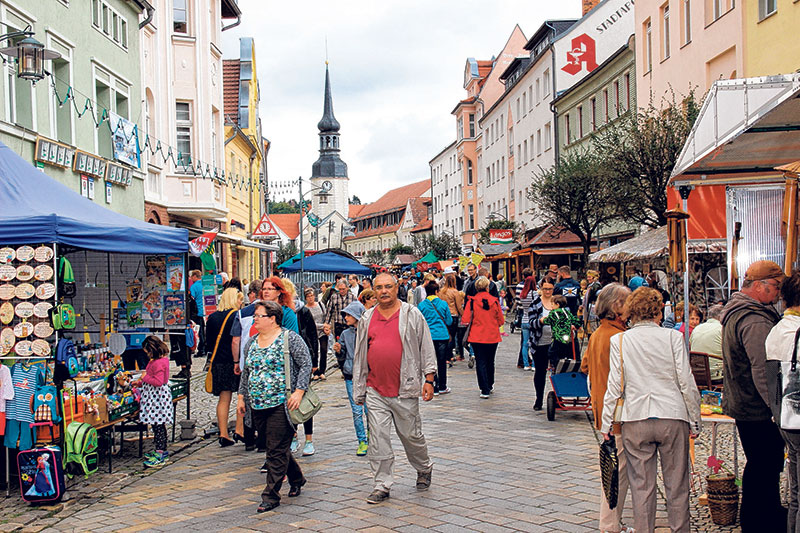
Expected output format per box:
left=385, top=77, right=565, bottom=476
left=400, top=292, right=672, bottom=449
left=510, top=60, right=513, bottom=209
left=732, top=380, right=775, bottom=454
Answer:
left=268, top=214, right=301, bottom=240
left=406, top=196, right=431, bottom=226
left=525, top=225, right=582, bottom=247
left=410, top=220, right=432, bottom=233
left=223, top=60, right=240, bottom=125
left=352, top=179, right=431, bottom=220
left=348, top=204, right=366, bottom=218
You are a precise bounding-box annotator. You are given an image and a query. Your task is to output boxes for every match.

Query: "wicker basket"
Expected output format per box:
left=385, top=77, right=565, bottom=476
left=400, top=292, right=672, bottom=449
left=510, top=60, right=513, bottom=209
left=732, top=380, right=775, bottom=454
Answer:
left=706, top=474, right=739, bottom=526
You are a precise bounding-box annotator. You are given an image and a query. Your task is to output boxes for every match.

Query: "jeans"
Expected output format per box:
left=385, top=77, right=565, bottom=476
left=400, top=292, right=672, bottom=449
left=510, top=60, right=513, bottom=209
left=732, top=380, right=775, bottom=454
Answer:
left=532, top=344, right=550, bottom=407
left=520, top=324, right=532, bottom=367
left=455, top=326, right=466, bottom=359
left=433, top=339, right=450, bottom=392
left=252, top=405, right=305, bottom=505
left=736, top=419, right=787, bottom=532
left=472, top=342, right=497, bottom=395
left=345, top=379, right=368, bottom=443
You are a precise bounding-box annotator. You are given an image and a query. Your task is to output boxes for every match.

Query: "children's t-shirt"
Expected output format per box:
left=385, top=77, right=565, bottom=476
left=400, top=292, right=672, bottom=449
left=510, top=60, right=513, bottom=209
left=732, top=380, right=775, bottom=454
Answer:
left=6, top=362, right=45, bottom=423
left=0, top=364, right=13, bottom=412
left=543, top=308, right=581, bottom=344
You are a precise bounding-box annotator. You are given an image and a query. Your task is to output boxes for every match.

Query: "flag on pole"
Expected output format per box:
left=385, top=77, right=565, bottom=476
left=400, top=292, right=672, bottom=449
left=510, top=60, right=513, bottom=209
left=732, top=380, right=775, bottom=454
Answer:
left=470, top=253, right=485, bottom=266
left=189, top=231, right=217, bottom=257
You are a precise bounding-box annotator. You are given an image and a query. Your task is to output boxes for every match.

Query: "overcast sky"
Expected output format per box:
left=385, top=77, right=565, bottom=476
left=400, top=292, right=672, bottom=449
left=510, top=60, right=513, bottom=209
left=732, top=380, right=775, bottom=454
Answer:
left=221, top=0, right=582, bottom=204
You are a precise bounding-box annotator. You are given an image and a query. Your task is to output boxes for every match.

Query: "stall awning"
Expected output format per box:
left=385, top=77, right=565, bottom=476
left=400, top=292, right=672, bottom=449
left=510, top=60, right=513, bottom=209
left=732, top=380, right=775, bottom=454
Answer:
left=670, top=74, right=800, bottom=185
left=281, top=251, right=371, bottom=275
left=477, top=243, right=519, bottom=257
left=240, top=239, right=278, bottom=252
left=589, top=226, right=726, bottom=263
left=0, top=142, right=188, bottom=254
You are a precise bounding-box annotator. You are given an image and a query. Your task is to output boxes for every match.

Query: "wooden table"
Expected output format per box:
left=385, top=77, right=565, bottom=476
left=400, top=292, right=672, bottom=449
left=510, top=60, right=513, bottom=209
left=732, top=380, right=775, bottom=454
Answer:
left=701, top=414, right=738, bottom=475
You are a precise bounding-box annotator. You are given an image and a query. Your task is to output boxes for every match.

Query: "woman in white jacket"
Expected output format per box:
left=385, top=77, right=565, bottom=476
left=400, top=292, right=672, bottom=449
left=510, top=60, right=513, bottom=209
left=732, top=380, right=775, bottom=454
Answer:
left=602, top=287, right=702, bottom=533
left=765, top=270, right=800, bottom=533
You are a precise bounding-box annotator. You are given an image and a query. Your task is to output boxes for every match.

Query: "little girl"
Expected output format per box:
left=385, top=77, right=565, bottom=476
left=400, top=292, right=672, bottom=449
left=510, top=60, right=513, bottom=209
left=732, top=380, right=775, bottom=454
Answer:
left=134, top=336, right=173, bottom=468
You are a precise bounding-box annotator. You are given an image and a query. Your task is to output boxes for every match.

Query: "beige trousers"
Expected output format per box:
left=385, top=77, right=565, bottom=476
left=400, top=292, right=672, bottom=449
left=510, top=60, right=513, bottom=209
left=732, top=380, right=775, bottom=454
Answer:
left=365, top=388, right=433, bottom=492
left=599, top=436, right=631, bottom=532
left=621, top=418, right=691, bottom=533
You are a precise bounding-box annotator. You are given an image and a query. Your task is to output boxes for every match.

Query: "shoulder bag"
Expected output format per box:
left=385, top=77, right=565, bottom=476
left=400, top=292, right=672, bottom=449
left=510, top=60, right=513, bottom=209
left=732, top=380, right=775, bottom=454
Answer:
left=282, top=330, right=323, bottom=425
left=611, top=333, right=625, bottom=434
left=599, top=332, right=625, bottom=511
left=204, top=309, right=236, bottom=393
left=769, top=327, right=800, bottom=430
left=460, top=299, right=475, bottom=351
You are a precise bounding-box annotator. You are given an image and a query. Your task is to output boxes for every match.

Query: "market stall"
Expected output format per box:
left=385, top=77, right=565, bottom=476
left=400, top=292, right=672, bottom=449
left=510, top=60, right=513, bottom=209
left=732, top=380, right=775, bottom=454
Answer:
left=282, top=249, right=370, bottom=287
left=0, top=142, right=192, bottom=498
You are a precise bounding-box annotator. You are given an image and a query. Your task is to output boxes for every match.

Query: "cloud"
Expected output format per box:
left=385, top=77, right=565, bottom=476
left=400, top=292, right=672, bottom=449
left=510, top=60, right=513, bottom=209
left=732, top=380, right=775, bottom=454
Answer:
left=223, top=0, right=582, bottom=203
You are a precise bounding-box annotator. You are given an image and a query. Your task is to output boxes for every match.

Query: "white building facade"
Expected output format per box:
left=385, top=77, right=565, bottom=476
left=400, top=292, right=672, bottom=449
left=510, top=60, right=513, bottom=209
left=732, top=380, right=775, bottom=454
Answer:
left=429, top=141, right=461, bottom=239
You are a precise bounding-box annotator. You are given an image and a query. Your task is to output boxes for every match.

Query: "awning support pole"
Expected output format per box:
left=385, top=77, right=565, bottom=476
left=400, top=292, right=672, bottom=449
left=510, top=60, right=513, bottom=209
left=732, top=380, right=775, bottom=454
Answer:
left=679, top=186, right=693, bottom=353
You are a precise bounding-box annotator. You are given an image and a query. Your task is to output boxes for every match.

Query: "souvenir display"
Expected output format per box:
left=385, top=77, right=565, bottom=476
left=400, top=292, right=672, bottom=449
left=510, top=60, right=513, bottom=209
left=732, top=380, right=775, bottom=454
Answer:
left=34, top=264, right=54, bottom=281
left=0, top=247, right=14, bottom=264
left=31, top=339, right=50, bottom=356
left=0, top=265, right=15, bottom=281
left=15, top=245, right=34, bottom=262
left=34, top=322, right=54, bottom=338
left=0, top=302, right=13, bottom=324
left=14, top=321, right=34, bottom=338
left=33, top=302, right=53, bottom=318
left=0, top=284, right=14, bottom=300
left=0, top=328, right=13, bottom=354
left=15, top=283, right=35, bottom=300
left=16, top=265, right=34, bottom=281
left=35, top=283, right=56, bottom=300
left=15, top=301, right=34, bottom=319
left=14, top=340, right=32, bottom=356
left=34, top=246, right=54, bottom=263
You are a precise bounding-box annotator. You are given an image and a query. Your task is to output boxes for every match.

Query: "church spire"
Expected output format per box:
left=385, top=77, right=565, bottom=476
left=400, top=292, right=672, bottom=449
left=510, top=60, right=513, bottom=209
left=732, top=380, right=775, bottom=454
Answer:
left=317, top=64, right=340, bottom=133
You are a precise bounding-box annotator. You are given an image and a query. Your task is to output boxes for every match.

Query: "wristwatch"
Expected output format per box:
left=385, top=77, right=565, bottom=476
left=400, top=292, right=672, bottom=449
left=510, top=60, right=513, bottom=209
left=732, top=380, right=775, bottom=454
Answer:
left=425, top=379, right=434, bottom=385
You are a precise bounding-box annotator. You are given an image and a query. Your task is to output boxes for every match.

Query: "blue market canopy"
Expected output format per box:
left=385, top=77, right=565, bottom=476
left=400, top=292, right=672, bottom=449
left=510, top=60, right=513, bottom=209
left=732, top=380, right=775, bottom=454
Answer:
left=277, top=252, right=302, bottom=269
left=0, top=142, right=188, bottom=254
left=281, top=251, right=370, bottom=275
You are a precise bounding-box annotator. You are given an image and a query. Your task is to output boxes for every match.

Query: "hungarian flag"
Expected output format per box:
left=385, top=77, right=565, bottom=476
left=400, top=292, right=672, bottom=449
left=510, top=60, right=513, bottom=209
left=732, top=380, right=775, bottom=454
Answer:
left=489, top=229, right=513, bottom=244
left=189, top=231, right=217, bottom=257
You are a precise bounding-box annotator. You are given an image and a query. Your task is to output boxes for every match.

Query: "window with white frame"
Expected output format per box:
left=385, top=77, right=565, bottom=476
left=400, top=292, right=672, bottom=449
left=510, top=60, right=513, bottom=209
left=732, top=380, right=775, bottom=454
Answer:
left=759, top=0, right=777, bottom=20
left=537, top=129, right=542, bottom=155
left=535, top=78, right=541, bottom=103
left=94, top=66, right=129, bottom=159
left=174, top=0, right=189, bottom=34
left=176, top=101, right=193, bottom=169
left=91, top=0, right=128, bottom=49
left=662, top=4, right=671, bottom=60
left=645, top=19, right=653, bottom=72
left=544, top=122, right=552, bottom=150
left=682, top=0, right=692, bottom=44
left=48, top=37, right=73, bottom=144
left=543, top=70, right=550, bottom=96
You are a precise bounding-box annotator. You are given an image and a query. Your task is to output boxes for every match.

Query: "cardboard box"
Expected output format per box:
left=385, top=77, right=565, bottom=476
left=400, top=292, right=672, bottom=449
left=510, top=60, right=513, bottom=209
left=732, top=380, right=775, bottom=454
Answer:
left=84, top=396, right=109, bottom=426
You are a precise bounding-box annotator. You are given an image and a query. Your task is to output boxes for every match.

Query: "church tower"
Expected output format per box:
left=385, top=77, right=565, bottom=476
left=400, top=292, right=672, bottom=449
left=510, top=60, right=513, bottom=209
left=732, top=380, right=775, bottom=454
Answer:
left=310, top=64, right=349, bottom=221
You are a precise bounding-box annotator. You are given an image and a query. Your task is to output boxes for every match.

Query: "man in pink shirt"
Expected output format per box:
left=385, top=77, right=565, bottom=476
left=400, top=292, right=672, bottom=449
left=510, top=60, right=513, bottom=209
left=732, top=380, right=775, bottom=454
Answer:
left=353, top=273, right=437, bottom=504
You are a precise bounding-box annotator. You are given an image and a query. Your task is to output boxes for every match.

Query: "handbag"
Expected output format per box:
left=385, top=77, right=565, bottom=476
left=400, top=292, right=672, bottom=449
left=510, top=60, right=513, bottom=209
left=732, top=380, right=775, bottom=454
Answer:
left=460, top=299, right=475, bottom=351
left=770, top=327, right=800, bottom=430
left=282, top=330, right=323, bottom=425
left=611, top=333, right=625, bottom=435
left=204, top=309, right=236, bottom=393
left=599, top=436, right=620, bottom=510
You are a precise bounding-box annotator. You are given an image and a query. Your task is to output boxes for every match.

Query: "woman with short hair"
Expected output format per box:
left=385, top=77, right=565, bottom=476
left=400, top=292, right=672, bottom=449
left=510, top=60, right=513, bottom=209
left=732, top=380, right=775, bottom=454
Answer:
left=602, top=287, right=701, bottom=533
left=462, top=276, right=504, bottom=399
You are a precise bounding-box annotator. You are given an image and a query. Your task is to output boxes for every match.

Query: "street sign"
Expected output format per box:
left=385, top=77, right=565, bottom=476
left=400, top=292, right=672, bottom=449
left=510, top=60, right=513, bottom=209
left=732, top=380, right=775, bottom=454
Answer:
left=251, top=214, right=279, bottom=240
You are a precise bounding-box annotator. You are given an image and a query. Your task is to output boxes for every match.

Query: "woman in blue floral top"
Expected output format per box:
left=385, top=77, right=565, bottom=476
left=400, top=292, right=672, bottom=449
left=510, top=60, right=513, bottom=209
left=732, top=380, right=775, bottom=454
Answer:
left=237, top=300, right=311, bottom=513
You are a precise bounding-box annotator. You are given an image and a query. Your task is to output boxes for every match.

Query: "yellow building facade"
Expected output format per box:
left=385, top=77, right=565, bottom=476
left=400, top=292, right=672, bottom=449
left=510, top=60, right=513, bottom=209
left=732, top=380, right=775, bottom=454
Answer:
left=744, top=0, right=800, bottom=76
left=223, top=38, right=266, bottom=282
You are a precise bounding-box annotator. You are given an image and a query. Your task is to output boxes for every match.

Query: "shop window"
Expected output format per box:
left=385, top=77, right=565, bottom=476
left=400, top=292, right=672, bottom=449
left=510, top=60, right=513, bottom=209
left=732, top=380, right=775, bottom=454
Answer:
left=174, top=0, right=189, bottom=34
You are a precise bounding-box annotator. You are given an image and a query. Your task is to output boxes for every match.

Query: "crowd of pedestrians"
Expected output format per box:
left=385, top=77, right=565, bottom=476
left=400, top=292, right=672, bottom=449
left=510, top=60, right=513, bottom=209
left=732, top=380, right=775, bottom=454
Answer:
left=187, top=257, right=797, bottom=531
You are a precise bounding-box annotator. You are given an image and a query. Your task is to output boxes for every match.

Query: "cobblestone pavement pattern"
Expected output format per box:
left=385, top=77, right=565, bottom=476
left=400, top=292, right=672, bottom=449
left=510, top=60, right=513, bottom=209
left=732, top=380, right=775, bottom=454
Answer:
left=6, top=333, right=749, bottom=532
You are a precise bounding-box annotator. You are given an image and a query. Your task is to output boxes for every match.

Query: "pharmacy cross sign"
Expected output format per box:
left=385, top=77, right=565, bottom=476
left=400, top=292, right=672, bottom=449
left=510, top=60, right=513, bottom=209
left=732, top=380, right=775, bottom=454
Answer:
left=251, top=214, right=279, bottom=240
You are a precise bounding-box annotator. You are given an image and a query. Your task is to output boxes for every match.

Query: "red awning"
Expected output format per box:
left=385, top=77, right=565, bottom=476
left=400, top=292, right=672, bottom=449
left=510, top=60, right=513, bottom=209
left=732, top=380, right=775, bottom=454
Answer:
left=666, top=185, right=727, bottom=240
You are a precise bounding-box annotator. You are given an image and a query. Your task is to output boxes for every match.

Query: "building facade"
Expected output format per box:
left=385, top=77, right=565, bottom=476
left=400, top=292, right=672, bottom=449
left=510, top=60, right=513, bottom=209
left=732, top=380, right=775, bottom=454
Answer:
left=429, top=141, right=460, bottom=240
left=141, top=0, right=240, bottom=268
left=743, top=0, right=800, bottom=77
left=222, top=37, right=267, bottom=281
left=0, top=0, right=149, bottom=218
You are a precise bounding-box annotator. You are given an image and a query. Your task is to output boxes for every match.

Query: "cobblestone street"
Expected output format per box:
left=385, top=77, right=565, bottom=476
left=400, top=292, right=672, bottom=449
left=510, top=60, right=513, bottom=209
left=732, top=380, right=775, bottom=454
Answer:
left=5, top=333, right=744, bottom=532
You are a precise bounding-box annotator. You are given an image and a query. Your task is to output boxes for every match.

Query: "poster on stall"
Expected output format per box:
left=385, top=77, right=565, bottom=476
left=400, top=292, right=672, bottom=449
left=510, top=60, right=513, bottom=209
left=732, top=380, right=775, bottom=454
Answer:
left=203, top=294, right=218, bottom=316
left=165, top=255, right=184, bottom=292
left=126, top=302, right=143, bottom=327
left=163, top=294, right=185, bottom=326
left=143, top=289, right=162, bottom=321
left=126, top=280, right=142, bottom=303
left=202, top=275, right=218, bottom=296
left=145, top=255, right=166, bottom=290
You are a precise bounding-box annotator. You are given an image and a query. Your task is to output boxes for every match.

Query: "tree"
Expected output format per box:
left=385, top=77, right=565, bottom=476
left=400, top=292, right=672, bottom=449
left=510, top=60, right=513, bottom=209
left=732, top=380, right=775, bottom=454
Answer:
left=478, top=219, right=524, bottom=244
left=411, top=233, right=462, bottom=261
left=388, top=243, right=413, bottom=262
left=528, top=149, right=620, bottom=267
left=350, top=195, right=362, bottom=205
left=269, top=201, right=300, bottom=214
left=275, top=241, right=298, bottom=266
left=365, top=249, right=385, bottom=265
left=591, top=90, right=700, bottom=228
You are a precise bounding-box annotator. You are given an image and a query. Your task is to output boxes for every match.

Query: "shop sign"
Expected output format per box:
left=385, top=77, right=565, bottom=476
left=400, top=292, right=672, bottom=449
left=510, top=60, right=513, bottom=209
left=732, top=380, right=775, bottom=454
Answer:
left=109, top=111, right=141, bottom=168
left=80, top=175, right=88, bottom=198
left=73, top=150, right=107, bottom=180
left=489, top=229, right=514, bottom=244
left=106, top=162, right=133, bottom=187
left=35, top=136, right=75, bottom=169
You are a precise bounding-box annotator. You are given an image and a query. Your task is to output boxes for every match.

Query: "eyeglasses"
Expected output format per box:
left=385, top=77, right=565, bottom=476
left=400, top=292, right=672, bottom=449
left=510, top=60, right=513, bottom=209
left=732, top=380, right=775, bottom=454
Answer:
left=542, top=287, right=554, bottom=291
left=262, top=287, right=278, bottom=292
left=253, top=314, right=270, bottom=319
left=374, top=284, right=395, bottom=290
left=760, top=279, right=781, bottom=290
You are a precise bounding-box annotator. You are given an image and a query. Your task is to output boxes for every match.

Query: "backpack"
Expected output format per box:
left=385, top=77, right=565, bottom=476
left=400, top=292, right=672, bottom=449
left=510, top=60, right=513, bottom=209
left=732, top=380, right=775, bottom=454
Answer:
left=50, top=303, right=76, bottom=330
left=63, top=422, right=99, bottom=478
left=33, top=385, right=62, bottom=423
left=54, top=338, right=79, bottom=382
left=58, top=257, right=76, bottom=298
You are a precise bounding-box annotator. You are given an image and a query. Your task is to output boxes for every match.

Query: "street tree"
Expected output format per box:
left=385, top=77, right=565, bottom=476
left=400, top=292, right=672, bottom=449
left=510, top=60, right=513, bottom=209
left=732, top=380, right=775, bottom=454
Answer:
left=350, top=195, right=362, bottom=205
left=528, top=149, right=620, bottom=267
left=411, top=234, right=462, bottom=260
left=591, top=90, right=700, bottom=228
left=268, top=201, right=300, bottom=214
left=365, top=249, right=385, bottom=265
left=388, top=243, right=413, bottom=262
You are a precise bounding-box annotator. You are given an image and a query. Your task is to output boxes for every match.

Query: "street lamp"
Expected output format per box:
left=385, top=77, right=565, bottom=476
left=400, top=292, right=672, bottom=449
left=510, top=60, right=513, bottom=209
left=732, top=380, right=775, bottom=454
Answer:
left=0, top=26, right=61, bottom=83
left=293, top=176, right=332, bottom=289
left=488, top=210, right=508, bottom=221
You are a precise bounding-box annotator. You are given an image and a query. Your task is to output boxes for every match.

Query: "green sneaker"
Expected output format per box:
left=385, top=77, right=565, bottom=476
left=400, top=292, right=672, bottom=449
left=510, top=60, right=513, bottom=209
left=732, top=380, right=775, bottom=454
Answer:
left=143, top=453, right=168, bottom=469
left=356, top=442, right=368, bottom=456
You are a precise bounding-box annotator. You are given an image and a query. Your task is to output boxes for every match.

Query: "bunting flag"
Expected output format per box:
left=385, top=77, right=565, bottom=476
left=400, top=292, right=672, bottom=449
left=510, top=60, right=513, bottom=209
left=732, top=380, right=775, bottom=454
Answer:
left=458, top=255, right=471, bottom=271
left=189, top=231, right=217, bottom=257
left=470, top=253, right=485, bottom=266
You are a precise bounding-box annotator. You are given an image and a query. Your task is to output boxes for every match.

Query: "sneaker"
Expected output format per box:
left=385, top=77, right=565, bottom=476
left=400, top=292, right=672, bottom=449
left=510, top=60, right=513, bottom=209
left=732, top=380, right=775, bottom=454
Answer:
left=479, top=393, right=490, bottom=399
left=356, top=441, right=368, bottom=456
left=366, top=489, right=390, bottom=504
left=433, top=391, right=439, bottom=396
left=260, top=461, right=269, bottom=474
left=302, top=441, right=315, bottom=456
left=523, top=366, right=531, bottom=371
left=438, top=387, right=451, bottom=395
left=290, top=437, right=299, bottom=453
left=468, top=356, right=475, bottom=369
left=143, top=454, right=167, bottom=468
left=416, top=469, right=432, bottom=491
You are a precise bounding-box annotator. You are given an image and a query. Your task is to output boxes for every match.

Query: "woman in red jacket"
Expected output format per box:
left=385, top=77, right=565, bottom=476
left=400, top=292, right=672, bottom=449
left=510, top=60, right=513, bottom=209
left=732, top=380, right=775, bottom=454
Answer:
left=462, top=276, right=505, bottom=398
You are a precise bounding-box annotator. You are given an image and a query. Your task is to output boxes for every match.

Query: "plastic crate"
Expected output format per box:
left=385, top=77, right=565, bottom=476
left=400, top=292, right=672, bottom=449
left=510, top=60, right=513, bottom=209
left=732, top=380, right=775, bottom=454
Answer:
left=168, top=379, right=189, bottom=399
